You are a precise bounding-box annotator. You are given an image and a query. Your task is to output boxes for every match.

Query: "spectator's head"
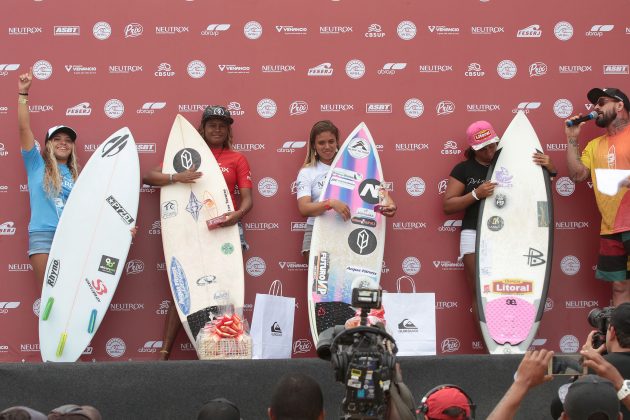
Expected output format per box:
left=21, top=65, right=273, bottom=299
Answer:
left=268, top=373, right=324, bottom=420
left=561, top=375, right=620, bottom=420
left=197, top=398, right=241, bottom=420
left=609, top=303, right=630, bottom=349
left=417, top=385, right=474, bottom=420
left=0, top=406, right=46, bottom=420
left=47, top=404, right=101, bottom=420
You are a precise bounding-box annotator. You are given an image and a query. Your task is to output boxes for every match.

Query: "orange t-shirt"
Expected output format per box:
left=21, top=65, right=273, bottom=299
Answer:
left=581, top=125, right=630, bottom=234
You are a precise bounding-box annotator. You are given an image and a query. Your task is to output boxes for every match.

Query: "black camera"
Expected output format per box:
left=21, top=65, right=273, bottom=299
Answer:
left=588, top=306, right=614, bottom=349
left=317, top=288, right=398, bottom=420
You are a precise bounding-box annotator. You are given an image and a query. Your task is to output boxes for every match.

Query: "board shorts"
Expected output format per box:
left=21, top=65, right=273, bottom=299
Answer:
left=459, top=229, right=476, bottom=261
left=596, top=232, right=630, bottom=281
left=28, top=230, right=55, bottom=257
left=237, top=221, right=249, bottom=251
left=301, top=224, right=314, bottom=254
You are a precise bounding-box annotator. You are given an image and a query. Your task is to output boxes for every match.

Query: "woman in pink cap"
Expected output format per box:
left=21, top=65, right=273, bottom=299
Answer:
left=442, top=121, right=556, bottom=324
left=17, top=68, right=80, bottom=287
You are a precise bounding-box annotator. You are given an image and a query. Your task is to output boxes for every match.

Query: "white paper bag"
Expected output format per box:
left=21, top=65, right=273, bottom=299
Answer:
left=382, top=276, right=436, bottom=356
left=250, top=280, right=296, bottom=359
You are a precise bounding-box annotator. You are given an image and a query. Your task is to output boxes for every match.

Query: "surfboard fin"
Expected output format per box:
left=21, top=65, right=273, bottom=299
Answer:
left=56, top=332, right=67, bottom=357
left=42, top=297, right=54, bottom=321
left=88, top=309, right=97, bottom=334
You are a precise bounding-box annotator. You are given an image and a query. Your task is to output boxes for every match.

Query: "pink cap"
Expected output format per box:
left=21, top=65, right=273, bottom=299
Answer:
left=466, top=120, right=499, bottom=150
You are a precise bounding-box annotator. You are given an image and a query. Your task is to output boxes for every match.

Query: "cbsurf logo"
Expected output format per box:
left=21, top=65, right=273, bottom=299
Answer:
left=497, top=60, right=517, bottom=79
left=244, top=21, right=263, bottom=39
left=404, top=99, right=424, bottom=118
left=554, top=21, right=574, bottom=41
left=33, top=60, right=52, bottom=80
left=257, top=99, right=277, bottom=118
left=402, top=257, right=421, bottom=276
left=246, top=257, right=266, bottom=277
left=105, top=338, right=126, bottom=358
left=93, top=22, right=112, bottom=40
left=104, top=99, right=124, bottom=119
left=397, top=21, right=417, bottom=40
left=137, top=102, right=166, bottom=114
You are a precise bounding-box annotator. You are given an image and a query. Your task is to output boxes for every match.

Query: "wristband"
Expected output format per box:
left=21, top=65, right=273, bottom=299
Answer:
left=324, top=199, right=332, bottom=211
left=471, top=189, right=480, bottom=201
left=18, top=92, right=28, bottom=96
left=169, top=173, right=174, bottom=184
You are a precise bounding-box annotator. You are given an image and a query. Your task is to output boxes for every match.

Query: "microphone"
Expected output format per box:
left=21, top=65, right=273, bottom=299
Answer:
left=566, top=111, right=598, bottom=127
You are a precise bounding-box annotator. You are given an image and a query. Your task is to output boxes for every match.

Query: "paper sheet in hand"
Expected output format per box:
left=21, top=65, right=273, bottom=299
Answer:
left=594, top=169, right=630, bottom=196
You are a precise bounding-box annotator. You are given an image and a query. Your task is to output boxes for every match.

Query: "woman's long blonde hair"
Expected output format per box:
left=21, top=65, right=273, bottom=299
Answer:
left=42, top=140, right=79, bottom=197
left=302, top=120, right=340, bottom=167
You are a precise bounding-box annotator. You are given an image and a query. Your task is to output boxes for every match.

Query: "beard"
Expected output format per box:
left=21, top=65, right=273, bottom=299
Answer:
left=595, top=108, right=617, bottom=128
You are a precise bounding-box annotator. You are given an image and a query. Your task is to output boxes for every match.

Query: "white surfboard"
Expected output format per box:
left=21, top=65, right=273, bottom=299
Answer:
left=307, top=122, right=386, bottom=343
left=476, top=111, right=553, bottom=354
left=160, top=114, right=244, bottom=354
left=39, top=127, right=140, bottom=362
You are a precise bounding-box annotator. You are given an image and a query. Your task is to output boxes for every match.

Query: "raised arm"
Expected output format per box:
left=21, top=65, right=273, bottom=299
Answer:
left=17, top=67, right=35, bottom=151
left=565, top=116, right=590, bottom=183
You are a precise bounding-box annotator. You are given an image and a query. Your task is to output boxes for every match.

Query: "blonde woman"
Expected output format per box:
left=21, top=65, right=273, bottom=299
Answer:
left=296, top=120, right=396, bottom=258
left=17, top=68, right=80, bottom=285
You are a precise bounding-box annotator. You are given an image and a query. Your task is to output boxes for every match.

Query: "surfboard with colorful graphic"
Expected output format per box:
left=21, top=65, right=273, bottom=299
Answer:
left=39, top=127, right=139, bottom=362
left=307, top=122, right=386, bottom=343
left=476, top=111, right=554, bottom=354
left=159, top=114, right=244, bottom=355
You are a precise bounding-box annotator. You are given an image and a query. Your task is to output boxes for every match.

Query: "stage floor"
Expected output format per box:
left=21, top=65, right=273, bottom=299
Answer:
left=0, top=355, right=566, bottom=419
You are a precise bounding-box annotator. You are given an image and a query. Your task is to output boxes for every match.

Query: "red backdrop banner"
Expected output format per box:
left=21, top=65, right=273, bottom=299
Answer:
left=0, top=0, right=627, bottom=361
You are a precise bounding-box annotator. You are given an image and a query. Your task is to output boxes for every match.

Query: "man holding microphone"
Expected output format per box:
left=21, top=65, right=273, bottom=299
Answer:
left=566, top=87, right=630, bottom=305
